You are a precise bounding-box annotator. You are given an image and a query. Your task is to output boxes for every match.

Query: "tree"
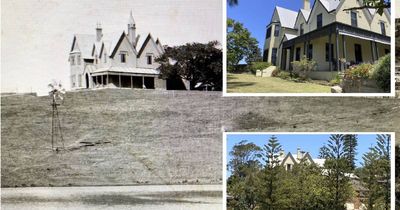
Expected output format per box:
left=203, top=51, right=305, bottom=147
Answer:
left=227, top=18, right=260, bottom=71
left=360, top=151, right=381, bottom=209
left=155, top=41, right=222, bottom=90
left=227, top=140, right=262, bottom=210
left=371, top=134, right=391, bottom=210
left=343, top=134, right=358, bottom=171
left=322, top=134, right=353, bottom=210
left=260, top=135, right=283, bottom=210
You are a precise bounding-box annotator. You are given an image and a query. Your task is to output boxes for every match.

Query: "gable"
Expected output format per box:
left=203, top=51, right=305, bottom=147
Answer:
left=137, top=34, right=162, bottom=58
left=110, top=32, right=137, bottom=58
left=308, top=0, right=335, bottom=31
left=274, top=6, right=298, bottom=29
left=335, top=0, right=372, bottom=30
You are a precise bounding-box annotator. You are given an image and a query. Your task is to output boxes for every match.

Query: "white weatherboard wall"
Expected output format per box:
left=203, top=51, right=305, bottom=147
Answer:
left=111, top=36, right=137, bottom=67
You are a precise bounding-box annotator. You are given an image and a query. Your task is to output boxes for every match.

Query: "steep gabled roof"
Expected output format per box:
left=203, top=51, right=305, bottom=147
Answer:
left=275, top=6, right=298, bottom=29
left=137, top=33, right=162, bottom=57
left=70, top=34, right=95, bottom=58
left=300, top=9, right=311, bottom=21
left=284, top=33, right=297, bottom=41
left=109, top=32, right=137, bottom=58
left=319, top=0, right=341, bottom=12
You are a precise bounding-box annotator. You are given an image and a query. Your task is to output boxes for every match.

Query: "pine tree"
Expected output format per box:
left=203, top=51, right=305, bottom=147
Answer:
left=260, top=135, right=283, bottom=210
left=343, top=134, right=358, bottom=171
left=360, top=151, right=381, bottom=209
left=322, top=134, right=353, bottom=210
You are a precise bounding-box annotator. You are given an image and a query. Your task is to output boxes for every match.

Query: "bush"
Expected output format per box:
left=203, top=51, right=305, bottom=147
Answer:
left=249, top=62, right=271, bottom=74
left=330, top=73, right=341, bottom=86
left=344, top=63, right=373, bottom=80
left=372, top=54, right=390, bottom=92
left=291, top=56, right=316, bottom=80
left=271, top=68, right=281, bottom=77
left=277, top=71, right=291, bottom=80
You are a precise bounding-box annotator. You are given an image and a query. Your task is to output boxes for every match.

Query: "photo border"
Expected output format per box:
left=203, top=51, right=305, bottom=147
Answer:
left=222, top=0, right=396, bottom=97
left=222, top=132, right=396, bottom=210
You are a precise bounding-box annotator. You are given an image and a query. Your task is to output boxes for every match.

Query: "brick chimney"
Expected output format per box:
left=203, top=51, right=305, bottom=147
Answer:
left=303, top=0, right=310, bottom=10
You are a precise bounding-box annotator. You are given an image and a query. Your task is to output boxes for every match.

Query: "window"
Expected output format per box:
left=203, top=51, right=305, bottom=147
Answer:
left=295, top=47, right=301, bottom=61
left=71, top=75, right=76, bottom=88
left=325, top=43, right=334, bottom=61
left=351, top=11, right=358, bottom=27
left=271, top=48, right=278, bottom=65
left=274, top=24, right=280, bottom=37
left=300, top=23, right=304, bottom=35
left=70, top=56, right=75, bottom=65
left=147, top=55, right=153, bottom=65
left=385, top=49, right=390, bottom=54
left=317, top=14, right=323, bottom=29
left=380, top=22, right=386, bottom=35
left=286, top=164, right=292, bottom=171
left=263, top=49, right=269, bottom=61
left=354, top=44, right=362, bottom=63
left=120, top=52, right=127, bottom=63
left=95, top=55, right=98, bottom=64
left=266, top=27, right=271, bottom=39
left=307, top=44, right=313, bottom=59
left=77, top=55, right=81, bottom=65
left=78, top=74, right=82, bottom=87
left=104, top=53, right=107, bottom=63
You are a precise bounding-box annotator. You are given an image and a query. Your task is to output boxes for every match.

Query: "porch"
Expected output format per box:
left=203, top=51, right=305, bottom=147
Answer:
left=281, top=22, right=390, bottom=76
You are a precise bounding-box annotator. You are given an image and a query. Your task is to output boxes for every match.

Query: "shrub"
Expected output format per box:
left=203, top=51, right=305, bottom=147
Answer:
left=330, top=73, right=341, bottom=86
left=344, top=63, right=373, bottom=80
left=372, top=54, right=390, bottom=92
left=291, top=56, right=317, bottom=80
left=249, top=62, right=271, bottom=74
left=277, top=71, right=291, bottom=80
left=271, top=68, right=281, bottom=77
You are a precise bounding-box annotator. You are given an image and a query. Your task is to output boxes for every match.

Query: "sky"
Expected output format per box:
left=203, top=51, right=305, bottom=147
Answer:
left=1, top=0, right=222, bottom=95
left=228, top=0, right=315, bottom=51
left=226, top=133, right=388, bottom=176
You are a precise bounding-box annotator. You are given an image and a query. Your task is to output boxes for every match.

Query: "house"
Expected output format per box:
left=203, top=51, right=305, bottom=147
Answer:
left=263, top=0, right=390, bottom=80
left=278, top=147, right=367, bottom=210
left=69, top=11, right=167, bottom=90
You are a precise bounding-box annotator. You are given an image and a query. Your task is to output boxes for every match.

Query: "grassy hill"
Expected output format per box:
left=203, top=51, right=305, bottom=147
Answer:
left=2, top=89, right=400, bottom=187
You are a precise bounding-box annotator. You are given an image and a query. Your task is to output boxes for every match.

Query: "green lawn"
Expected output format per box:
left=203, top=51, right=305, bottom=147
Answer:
left=227, top=73, right=332, bottom=93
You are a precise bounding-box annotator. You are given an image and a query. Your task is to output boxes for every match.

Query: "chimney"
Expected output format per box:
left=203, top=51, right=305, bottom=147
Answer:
left=96, top=22, right=103, bottom=42
left=297, top=147, right=301, bottom=159
left=303, top=0, right=310, bottom=10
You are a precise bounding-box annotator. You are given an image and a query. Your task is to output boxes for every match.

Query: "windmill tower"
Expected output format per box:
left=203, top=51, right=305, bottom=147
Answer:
left=48, top=81, right=66, bottom=151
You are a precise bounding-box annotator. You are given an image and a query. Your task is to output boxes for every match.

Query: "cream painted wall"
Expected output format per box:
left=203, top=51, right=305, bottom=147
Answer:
left=294, top=14, right=308, bottom=35
left=307, top=1, right=335, bottom=32
left=370, top=12, right=390, bottom=35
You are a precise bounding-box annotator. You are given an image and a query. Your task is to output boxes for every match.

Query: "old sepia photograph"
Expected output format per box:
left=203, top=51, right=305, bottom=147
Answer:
left=1, top=0, right=223, bottom=209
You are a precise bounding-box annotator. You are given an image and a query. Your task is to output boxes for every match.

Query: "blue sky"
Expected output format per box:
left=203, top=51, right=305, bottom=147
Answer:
left=226, top=133, right=387, bottom=175
left=228, top=0, right=315, bottom=50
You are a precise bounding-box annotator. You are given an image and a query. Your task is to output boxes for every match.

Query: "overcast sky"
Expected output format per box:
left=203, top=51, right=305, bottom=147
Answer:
left=1, top=0, right=222, bottom=94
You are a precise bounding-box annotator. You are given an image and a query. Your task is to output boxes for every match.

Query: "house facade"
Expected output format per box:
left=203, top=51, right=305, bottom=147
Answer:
left=263, top=0, right=390, bottom=80
left=69, top=12, right=166, bottom=90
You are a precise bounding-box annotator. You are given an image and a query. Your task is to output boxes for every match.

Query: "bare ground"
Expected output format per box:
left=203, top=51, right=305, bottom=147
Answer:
left=1, top=89, right=399, bottom=187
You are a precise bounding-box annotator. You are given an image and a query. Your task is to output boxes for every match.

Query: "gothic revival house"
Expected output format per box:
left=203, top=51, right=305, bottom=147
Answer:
left=69, top=12, right=166, bottom=90
left=263, top=0, right=390, bottom=80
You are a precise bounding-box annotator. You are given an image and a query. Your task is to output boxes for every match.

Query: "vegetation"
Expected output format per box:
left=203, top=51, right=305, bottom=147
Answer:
left=248, top=62, right=271, bottom=74
left=291, top=56, right=317, bottom=80
left=372, top=54, right=391, bottom=92
left=227, top=135, right=391, bottom=210
left=344, top=63, right=373, bottom=80
left=156, top=41, right=222, bottom=90
left=227, top=18, right=261, bottom=72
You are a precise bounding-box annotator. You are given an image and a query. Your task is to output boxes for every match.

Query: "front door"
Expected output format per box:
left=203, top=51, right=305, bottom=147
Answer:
left=354, top=44, right=362, bottom=64
left=85, top=74, right=89, bottom=88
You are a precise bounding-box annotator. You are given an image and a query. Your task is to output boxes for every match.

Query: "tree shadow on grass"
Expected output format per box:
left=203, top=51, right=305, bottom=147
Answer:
left=227, top=81, right=256, bottom=89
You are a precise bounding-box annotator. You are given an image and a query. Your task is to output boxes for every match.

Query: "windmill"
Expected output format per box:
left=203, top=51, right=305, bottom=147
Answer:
left=48, top=81, right=66, bottom=151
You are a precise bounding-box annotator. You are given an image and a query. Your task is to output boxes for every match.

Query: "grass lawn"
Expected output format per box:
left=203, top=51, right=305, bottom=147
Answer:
left=227, top=73, right=332, bottom=93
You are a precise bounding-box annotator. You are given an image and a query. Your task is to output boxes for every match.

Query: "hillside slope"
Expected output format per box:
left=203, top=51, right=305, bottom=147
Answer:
left=2, top=89, right=400, bottom=187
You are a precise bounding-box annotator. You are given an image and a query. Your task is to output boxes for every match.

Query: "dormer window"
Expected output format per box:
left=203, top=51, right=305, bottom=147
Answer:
left=147, top=54, right=153, bottom=65
left=380, top=22, right=386, bottom=35
left=286, top=164, right=292, bottom=171
left=300, top=23, right=304, bottom=35
left=274, top=24, right=280, bottom=37
left=351, top=11, right=358, bottom=27
left=317, top=14, right=323, bottom=29
left=120, top=51, right=127, bottom=63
